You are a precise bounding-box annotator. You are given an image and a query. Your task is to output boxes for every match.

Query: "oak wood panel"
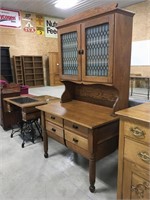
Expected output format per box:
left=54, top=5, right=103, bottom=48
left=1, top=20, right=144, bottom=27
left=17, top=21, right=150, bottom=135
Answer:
left=124, top=138, right=150, bottom=170
left=46, top=121, right=64, bottom=138
left=64, top=119, right=89, bottom=136
left=47, top=130, right=65, bottom=145
left=45, top=112, right=63, bottom=126
left=124, top=120, right=150, bottom=144
left=49, top=52, right=62, bottom=86
left=65, top=129, right=88, bottom=151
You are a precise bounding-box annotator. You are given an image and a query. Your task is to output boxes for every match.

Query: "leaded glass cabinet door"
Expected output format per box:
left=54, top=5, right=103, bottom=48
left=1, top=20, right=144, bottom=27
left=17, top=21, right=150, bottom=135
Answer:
left=58, top=24, right=81, bottom=81
left=82, top=15, right=114, bottom=83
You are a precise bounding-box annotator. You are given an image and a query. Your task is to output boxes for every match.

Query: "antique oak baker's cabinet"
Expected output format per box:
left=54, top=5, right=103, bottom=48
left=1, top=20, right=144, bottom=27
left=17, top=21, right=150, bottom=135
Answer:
left=37, top=3, right=134, bottom=192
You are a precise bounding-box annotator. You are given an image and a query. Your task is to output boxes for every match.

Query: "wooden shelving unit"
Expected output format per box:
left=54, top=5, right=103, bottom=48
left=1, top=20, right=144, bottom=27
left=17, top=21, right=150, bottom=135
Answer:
left=13, top=55, right=44, bottom=87
left=13, top=56, right=24, bottom=85
left=33, top=56, right=44, bottom=86
left=1, top=47, right=13, bottom=83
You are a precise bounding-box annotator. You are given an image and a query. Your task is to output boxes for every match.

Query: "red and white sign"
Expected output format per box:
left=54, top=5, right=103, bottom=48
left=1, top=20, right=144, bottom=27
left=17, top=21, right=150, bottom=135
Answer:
left=0, top=8, right=21, bottom=28
left=23, top=21, right=36, bottom=33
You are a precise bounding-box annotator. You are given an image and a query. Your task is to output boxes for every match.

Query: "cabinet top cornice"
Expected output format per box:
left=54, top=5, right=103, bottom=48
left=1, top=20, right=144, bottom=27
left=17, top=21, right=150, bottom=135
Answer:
left=57, top=3, right=134, bottom=28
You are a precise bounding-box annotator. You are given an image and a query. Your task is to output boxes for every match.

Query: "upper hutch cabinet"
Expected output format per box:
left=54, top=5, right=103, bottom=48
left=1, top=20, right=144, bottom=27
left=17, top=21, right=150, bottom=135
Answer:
left=58, top=3, right=134, bottom=84
left=57, top=3, right=134, bottom=112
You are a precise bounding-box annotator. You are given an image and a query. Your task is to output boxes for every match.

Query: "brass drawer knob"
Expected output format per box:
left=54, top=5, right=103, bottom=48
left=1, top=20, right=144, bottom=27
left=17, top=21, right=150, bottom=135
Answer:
left=138, top=151, right=150, bottom=164
left=130, top=127, right=145, bottom=138
left=131, top=182, right=149, bottom=199
left=51, top=116, right=55, bottom=120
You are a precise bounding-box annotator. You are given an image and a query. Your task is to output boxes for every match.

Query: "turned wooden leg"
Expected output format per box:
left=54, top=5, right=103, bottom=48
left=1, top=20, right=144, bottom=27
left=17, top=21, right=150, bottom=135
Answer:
left=43, top=129, right=48, bottom=158
left=89, top=157, right=96, bottom=193
left=40, top=111, right=48, bottom=158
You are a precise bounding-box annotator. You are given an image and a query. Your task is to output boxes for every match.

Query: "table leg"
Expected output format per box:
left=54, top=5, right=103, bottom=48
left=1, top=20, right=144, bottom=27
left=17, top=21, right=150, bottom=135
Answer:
left=147, top=78, right=150, bottom=100
left=89, top=157, right=96, bottom=192
left=41, top=111, right=48, bottom=158
left=44, top=130, right=48, bottom=158
left=130, top=78, right=134, bottom=96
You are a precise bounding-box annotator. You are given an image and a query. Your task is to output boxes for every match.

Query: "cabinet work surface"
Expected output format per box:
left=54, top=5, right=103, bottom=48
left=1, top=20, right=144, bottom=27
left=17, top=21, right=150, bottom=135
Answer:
left=37, top=100, right=118, bottom=128
left=116, top=102, right=150, bottom=200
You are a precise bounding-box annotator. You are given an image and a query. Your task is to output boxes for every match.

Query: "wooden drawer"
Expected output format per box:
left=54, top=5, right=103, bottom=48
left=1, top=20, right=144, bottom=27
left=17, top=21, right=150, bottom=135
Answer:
left=22, top=111, right=41, bottom=121
left=45, top=113, right=63, bottom=126
left=131, top=173, right=150, bottom=199
left=124, top=138, right=150, bottom=170
left=65, top=130, right=88, bottom=150
left=124, top=121, right=150, bottom=144
left=46, top=121, right=64, bottom=138
left=64, top=119, right=88, bottom=137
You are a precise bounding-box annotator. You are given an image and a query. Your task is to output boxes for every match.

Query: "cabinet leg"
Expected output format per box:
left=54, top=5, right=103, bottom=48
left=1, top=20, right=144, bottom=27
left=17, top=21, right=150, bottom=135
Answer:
left=43, top=130, right=48, bottom=158
left=89, top=158, right=96, bottom=193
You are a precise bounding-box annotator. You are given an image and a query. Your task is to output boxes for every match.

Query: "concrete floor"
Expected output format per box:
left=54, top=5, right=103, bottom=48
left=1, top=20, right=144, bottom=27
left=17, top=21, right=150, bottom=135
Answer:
left=1, top=85, right=149, bottom=200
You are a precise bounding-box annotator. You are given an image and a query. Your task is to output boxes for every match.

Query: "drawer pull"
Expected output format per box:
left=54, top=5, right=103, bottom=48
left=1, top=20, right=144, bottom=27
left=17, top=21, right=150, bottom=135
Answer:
left=72, top=124, right=78, bottom=129
left=138, top=152, right=150, bottom=163
left=73, top=138, right=78, bottom=143
left=51, top=128, right=56, bottom=132
left=51, top=116, right=55, bottom=120
left=131, top=182, right=149, bottom=199
left=130, top=127, right=145, bottom=138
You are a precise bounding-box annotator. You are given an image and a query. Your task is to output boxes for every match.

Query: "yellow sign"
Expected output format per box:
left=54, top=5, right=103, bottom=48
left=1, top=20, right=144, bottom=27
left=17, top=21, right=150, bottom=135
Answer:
left=36, top=27, right=44, bottom=35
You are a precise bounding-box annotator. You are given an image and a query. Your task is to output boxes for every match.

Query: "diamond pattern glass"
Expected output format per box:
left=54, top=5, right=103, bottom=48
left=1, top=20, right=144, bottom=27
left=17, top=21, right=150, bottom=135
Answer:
left=86, top=23, right=109, bottom=76
left=61, top=32, right=78, bottom=75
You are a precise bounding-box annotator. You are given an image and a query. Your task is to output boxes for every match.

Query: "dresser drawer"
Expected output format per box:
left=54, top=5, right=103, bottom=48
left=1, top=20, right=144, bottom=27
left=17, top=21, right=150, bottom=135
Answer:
left=65, top=130, right=88, bottom=150
left=45, top=113, right=63, bottom=126
left=46, top=121, right=64, bottom=138
left=124, top=121, right=150, bottom=144
left=64, top=119, right=88, bottom=137
left=124, top=138, right=150, bottom=170
left=131, top=173, right=150, bottom=199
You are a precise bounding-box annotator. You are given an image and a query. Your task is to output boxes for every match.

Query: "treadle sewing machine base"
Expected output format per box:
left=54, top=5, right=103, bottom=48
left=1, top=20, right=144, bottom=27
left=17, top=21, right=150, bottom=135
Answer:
left=4, top=95, right=59, bottom=148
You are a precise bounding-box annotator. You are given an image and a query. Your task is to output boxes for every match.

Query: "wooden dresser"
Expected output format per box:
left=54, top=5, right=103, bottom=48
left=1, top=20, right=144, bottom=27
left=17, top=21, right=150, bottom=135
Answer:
left=116, top=103, right=150, bottom=199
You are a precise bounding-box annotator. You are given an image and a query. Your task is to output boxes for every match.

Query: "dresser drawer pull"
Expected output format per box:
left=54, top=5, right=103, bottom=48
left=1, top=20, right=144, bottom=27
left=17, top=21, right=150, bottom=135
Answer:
left=130, top=127, right=145, bottom=138
left=73, top=138, right=78, bottom=143
left=51, top=128, right=56, bottom=132
left=131, top=182, right=149, bottom=199
left=51, top=116, right=55, bottom=120
left=138, top=152, right=150, bottom=163
left=72, top=124, right=78, bottom=129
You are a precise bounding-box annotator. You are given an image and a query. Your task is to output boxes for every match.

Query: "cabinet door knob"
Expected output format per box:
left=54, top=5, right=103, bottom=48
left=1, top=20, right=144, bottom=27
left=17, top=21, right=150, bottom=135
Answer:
left=78, top=50, right=84, bottom=54
left=73, top=138, right=78, bottom=143
left=130, top=127, right=145, bottom=138
left=138, top=151, right=150, bottom=163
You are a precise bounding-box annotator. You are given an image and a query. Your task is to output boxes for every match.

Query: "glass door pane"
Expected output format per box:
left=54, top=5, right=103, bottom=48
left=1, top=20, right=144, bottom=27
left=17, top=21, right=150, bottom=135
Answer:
left=86, top=23, right=109, bottom=76
left=61, top=31, right=78, bottom=75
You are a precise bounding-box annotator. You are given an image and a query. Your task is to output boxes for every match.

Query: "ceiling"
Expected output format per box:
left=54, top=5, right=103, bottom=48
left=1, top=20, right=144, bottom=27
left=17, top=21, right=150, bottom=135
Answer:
left=0, top=0, right=145, bottom=19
